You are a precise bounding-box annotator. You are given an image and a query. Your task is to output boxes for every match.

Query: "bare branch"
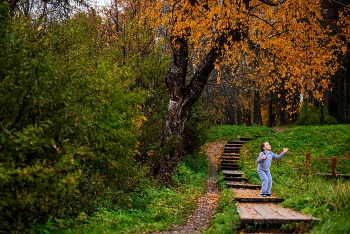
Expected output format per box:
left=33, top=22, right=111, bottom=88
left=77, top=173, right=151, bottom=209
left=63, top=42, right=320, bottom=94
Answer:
left=249, top=13, right=280, bottom=33
left=332, top=0, right=350, bottom=8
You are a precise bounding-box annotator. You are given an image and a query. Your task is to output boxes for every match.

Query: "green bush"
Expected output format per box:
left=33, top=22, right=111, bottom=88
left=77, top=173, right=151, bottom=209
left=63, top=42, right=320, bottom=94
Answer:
left=0, top=124, right=83, bottom=230
left=295, top=103, right=338, bottom=126
left=0, top=8, right=150, bottom=231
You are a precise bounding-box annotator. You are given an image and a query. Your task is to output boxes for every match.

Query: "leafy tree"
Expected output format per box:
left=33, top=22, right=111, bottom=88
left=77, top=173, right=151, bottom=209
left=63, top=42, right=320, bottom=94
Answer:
left=144, top=0, right=349, bottom=183
left=0, top=5, right=152, bottom=230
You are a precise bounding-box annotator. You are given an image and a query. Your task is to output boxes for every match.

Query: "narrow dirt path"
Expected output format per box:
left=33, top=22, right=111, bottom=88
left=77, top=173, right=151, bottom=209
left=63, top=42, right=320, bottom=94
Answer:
left=154, top=142, right=225, bottom=234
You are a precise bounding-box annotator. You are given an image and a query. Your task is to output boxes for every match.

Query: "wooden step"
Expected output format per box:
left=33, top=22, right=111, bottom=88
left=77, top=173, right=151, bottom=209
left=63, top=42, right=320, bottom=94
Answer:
left=225, top=144, right=243, bottom=147
left=224, top=147, right=240, bottom=150
left=236, top=203, right=319, bottom=224
left=221, top=159, right=239, bottom=163
left=222, top=153, right=239, bottom=156
left=221, top=161, right=239, bottom=165
left=221, top=153, right=240, bottom=156
left=221, top=163, right=239, bottom=167
left=222, top=170, right=243, bottom=176
left=221, top=156, right=239, bottom=160
left=224, top=147, right=241, bottom=151
left=221, top=165, right=240, bottom=170
left=222, top=150, right=240, bottom=154
left=228, top=141, right=245, bottom=144
left=225, top=177, right=248, bottom=182
left=226, top=181, right=261, bottom=189
left=234, top=197, right=284, bottom=203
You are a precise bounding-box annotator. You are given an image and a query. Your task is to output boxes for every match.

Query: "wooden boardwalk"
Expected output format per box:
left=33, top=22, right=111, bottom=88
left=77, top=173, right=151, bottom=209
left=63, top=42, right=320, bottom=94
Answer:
left=236, top=203, right=319, bottom=224
left=220, top=139, right=320, bottom=228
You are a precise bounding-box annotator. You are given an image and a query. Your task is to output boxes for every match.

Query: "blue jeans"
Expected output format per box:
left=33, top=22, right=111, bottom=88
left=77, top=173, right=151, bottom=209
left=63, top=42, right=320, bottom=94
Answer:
left=257, top=169, right=272, bottom=195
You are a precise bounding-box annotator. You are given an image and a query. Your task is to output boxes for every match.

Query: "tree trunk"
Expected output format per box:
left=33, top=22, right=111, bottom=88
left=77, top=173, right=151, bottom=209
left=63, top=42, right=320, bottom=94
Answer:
left=268, top=92, right=274, bottom=127
left=237, top=104, right=242, bottom=125
left=279, top=88, right=287, bottom=125
left=157, top=29, right=244, bottom=184
left=253, top=90, right=263, bottom=125
left=225, top=102, right=235, bottom=125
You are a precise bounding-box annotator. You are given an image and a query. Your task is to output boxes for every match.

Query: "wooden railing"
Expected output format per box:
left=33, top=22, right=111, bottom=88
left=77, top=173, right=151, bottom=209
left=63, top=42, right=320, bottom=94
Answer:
left=276, top=151, right=350, bottom=178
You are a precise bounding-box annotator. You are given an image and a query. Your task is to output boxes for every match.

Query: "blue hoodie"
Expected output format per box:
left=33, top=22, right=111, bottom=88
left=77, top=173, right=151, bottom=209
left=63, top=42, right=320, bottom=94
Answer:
left=257, top=150, right=285, bottom=171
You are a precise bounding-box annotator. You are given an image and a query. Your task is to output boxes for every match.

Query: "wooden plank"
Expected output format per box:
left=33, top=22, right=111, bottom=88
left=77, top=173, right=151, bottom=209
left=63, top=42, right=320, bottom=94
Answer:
left=222, top=170, right=243, bottom=176
left=221, top=160, right=239, bottom=163
left=234, top=197, right=284, bottom=203
left=225, top=144, right=243, bottom=147
left=221, top=156, right=240, bottom=160
left=268, top=205, right=318, bottom=221
left=236, top=204, right=258, bottom=224
left=253, top=205, right=288, bottom=224
left=223, top=150, right=240, bottom=153
left=221, top=163, right=239, bottom=166
left=226, top=182, right=261, bottom=189
left=227, top=141, right=245, bottom=144
left=236, top=203, right=319, bottom=225
left=225, top=177, right=248, bottom=182
left=221, top=165, right=239, bottom=170
left=221, top=153, right=240, bottom=156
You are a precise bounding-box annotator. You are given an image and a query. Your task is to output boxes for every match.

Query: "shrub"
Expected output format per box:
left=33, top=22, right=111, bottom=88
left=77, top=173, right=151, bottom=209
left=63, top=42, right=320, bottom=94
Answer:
left=0, top=8, right=149, bottom=231
left=295, top=103, right=338, bottom=126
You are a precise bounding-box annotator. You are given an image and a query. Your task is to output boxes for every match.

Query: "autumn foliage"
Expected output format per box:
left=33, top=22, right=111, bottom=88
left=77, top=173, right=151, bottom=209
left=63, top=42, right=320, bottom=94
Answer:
left=148, top=0, right=349, bottom=116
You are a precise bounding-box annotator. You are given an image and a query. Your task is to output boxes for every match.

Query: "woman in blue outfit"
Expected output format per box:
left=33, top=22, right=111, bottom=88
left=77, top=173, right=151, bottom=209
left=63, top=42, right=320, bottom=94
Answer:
left=256, top=142, right=289, bottom=197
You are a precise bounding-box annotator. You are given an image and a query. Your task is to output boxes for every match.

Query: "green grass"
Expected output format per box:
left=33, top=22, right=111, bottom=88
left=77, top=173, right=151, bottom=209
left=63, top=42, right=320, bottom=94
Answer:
left=206, top=124, right=350, bottom=234
left=34, top=153, right=209, bottom=234
left=35, top=125, right=350, bottom=234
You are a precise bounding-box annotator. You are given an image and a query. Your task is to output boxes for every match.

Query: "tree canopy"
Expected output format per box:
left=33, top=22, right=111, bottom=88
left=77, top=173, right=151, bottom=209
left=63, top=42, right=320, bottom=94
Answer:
left=151, top=0, right=348, bottom=108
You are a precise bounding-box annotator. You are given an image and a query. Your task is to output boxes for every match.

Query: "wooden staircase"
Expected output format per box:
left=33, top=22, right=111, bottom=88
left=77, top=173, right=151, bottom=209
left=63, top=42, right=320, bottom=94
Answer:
left=220, top=138, right=319, bottom=231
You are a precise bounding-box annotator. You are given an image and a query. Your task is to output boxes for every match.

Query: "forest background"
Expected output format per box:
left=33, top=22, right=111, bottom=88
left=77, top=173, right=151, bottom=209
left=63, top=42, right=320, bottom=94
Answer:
left=0, top=0, right=349, bottom=233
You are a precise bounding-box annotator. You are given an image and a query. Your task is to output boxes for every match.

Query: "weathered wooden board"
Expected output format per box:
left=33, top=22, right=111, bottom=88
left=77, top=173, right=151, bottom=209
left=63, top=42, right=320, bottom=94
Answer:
left=221, top=152, right=240, bottom=156
left=222, top=170, right=243, bottom=176
left=221, top=159, right=240, bottom=164
left=226, top=181, right=261, bottom=189
left=221, top=163, right=239, bottom=167
left=225, top=177, right=248, bottom=182
left=221, top=156, right=240, bottom=160
left=236, top=203, right=319, bottom=224
left=221, top=165, right=240, bottom=170
left=235, top=197, right=284, bottom=203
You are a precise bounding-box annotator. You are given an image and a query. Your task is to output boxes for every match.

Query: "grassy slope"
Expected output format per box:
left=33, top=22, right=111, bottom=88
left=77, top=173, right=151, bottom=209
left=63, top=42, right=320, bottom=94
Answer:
left=35, top=153, right=209, bottom=234
left=38, top=125, right=350, bottom=234
left=205, top=125, right=350, bottom=234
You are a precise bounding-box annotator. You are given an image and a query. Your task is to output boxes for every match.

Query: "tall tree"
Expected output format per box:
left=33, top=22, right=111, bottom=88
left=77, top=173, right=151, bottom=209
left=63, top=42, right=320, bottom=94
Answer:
left=147, top=0, right=348, bottom=184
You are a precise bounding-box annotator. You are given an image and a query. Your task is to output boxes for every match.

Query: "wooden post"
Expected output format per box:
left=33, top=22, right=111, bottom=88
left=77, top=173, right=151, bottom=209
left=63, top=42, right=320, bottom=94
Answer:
left=277, top=150, right=281, bottom=165
left=332, top=156, right=337, bottom=177
left=306, top=152, right=311, bottom=169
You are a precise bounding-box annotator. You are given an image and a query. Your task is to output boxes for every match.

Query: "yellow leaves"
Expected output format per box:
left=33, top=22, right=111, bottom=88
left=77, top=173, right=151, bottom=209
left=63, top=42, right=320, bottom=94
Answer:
left=131, top=115, right=147, bottom=131
left=341, top=46, right=347, bottom=54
